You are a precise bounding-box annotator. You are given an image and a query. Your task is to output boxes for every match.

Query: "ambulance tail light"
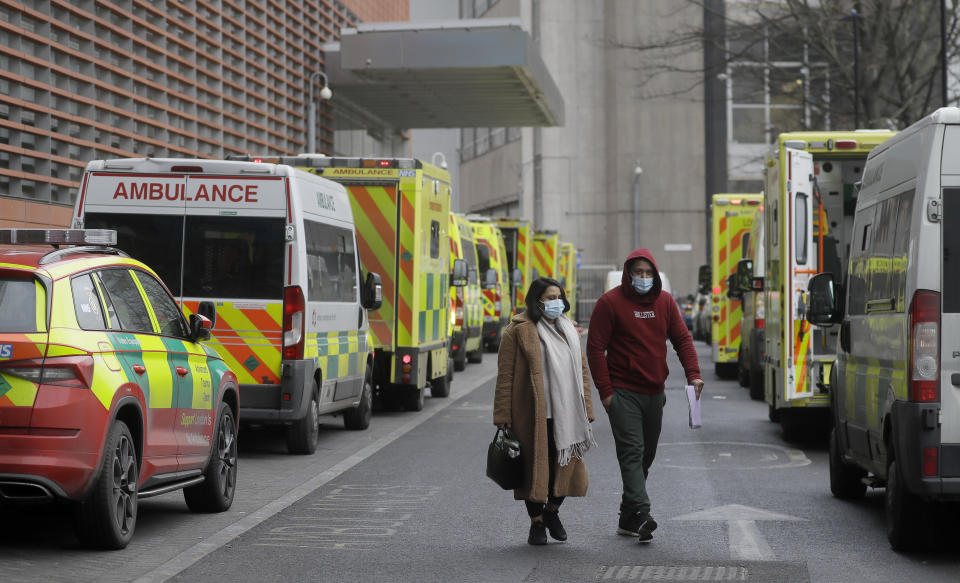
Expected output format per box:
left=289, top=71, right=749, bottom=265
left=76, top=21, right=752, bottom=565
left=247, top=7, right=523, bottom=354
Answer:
left=755, top=294, right=765, bottom=329
left=282, top=285, right=305, bottom=360
left=908, top=290, right=940, bottom=402
left=454, top=294, right=464, bottom=327
left=494, top=287, right=501, bottom=317
left=1, top=356, right=94, bottom=389
left=835, top=139, right=858, bottom=150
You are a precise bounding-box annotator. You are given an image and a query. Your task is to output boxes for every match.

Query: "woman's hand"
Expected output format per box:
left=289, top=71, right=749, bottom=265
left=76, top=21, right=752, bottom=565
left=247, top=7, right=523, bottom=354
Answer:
left=601, top=395, right=612, bottom=411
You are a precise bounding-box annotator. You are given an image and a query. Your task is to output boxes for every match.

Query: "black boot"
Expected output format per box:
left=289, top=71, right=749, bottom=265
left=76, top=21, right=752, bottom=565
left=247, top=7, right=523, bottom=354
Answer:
left=541, top=509, right=567, bottom=541
left=528, top=520, right=547, bottom=545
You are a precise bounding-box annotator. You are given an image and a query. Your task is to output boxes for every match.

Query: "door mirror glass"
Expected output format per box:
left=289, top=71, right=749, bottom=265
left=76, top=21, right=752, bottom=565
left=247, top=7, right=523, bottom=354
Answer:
left=735, top=259, right=753, bottom=293
left=511, top=268, right=522, bottom=288
left=484, top=268, right=497, bottom=290
left=451, top=258, right=467, bottom=287
left=726, top=274, right=743, bottom=300
left=807, top=272, right=840, bottom=326
left=362, top=272, right=383, bottom=310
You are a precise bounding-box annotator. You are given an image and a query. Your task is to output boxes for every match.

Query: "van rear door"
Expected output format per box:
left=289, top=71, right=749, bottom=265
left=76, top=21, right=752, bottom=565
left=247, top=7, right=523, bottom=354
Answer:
left=786, top=149, right=815, bottom=401
left=940, top=188, right=960, bottom=446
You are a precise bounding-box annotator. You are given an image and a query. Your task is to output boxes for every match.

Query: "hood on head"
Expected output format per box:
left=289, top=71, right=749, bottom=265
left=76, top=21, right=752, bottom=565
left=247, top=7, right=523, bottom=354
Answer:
left=621, top=248, right=662, bottom=298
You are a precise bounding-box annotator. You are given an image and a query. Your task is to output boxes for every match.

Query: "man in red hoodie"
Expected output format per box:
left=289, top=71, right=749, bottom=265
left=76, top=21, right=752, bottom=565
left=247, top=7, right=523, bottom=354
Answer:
left=587, top=249, right=704, bottom=543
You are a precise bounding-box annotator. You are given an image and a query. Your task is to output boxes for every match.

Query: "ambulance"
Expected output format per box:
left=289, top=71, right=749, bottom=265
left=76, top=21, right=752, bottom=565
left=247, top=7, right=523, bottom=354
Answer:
left=805, top=109, right=957, bottom=550
left=266, top=156, right=454, bottom=411
left=73, top=158, right=383, bottom=455
left=762, top=130, right=896, bottom=440
left=466, top=216, right=512, bottom=351
left=448, top=212, right=484, bottom=370
left=557, top=241, right=579, bottom=322
left=495, top=218, right=532, bottom=315
left=711, top=193, right=762, bottom=378
left=733, top=205, right=766, bottom=400
left=532, top=230, right=561, bottom=281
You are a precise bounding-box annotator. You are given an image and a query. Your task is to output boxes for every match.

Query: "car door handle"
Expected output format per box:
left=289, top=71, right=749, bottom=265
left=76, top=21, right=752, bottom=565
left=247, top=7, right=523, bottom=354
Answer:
left=175, top=366, right=189, bottom=377
left=132, top=364, right=146, bottom=375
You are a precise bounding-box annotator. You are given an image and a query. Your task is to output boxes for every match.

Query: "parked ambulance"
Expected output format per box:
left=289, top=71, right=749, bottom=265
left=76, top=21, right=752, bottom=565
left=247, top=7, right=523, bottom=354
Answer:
left=448, top=212, right=484, bottom=370
left=712, top=194, right=762, bottom=379
left=73, top=158, right=382, bottom=455
left=467, top=216, right=512, bottom=352
left=762, top=129, right=896, bottom=440
left=806, top=108, right=960, bottom=550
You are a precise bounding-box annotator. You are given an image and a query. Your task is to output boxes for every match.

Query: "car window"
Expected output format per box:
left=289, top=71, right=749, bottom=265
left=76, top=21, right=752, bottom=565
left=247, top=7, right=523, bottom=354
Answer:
left=134, top=271, right=188, bottom=338
left=98, top=269, right=154, bottom=333
left=72, top=273, right=107, bottom=330
left=0, top=276, right=44, bottom=332
left=304, top=220, right=358, bottom=303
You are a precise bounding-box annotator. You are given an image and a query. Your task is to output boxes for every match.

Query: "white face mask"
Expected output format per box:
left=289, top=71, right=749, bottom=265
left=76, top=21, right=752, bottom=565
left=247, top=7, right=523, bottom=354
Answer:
left=632, top=276, right=654, bottom=294
left=542, top=298, right=564, bottom=319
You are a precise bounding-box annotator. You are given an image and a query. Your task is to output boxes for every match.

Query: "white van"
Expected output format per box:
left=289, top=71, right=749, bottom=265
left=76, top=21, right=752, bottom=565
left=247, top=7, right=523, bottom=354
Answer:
left=806, top=108, right=960, bottom=550
left=73, top=158, right=382, bottom=455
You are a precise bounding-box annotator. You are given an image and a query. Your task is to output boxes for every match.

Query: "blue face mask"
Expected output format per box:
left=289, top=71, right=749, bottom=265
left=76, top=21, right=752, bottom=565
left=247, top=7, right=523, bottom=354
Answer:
left=542, top=298, right=564, bottom=319
left=632, top=276, right=654, bottom=294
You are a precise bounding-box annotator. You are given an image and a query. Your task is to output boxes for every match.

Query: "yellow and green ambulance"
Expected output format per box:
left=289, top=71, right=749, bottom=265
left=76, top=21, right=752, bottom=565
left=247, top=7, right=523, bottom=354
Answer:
left=466, top=216, right=512, bottom=351
left=533, top=230, right=561, bottom=281
left=495, top=218, right=533, bottom=315
left=448, top=212, right=484, bottom=370
left=557, top=241, right=579, bottom=322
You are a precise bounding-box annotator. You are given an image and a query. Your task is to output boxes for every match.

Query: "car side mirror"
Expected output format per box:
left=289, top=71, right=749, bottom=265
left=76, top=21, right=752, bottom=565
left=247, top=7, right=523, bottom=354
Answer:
left=189, top=313, right=212, bottom=342
left=362, top=272, right=383, bottom=310
left=197, top=300, right=216, bottom=329
left=807, top=272, right=841, bottom=326
left=484, top=268, right=497, bottom=290
left=511, top=268, right=522, bottom=288
left=451, top=258, right=467, bottom=287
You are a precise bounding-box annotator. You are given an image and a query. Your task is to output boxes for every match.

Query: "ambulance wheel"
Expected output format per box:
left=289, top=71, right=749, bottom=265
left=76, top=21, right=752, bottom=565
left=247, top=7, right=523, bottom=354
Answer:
left=828, top=428, right=866, bottom=500
left=286, top=389, right=320, bottom=455
left=403, top=386, right=425, bottom=411
left=344, top=372, right=373, bottom=430
left=886, top=458, right=925, bottom=551
left=467, top=349, right=483, bottom=364
left=75, top=420, right=138, bottom=549
left=185, top=402, right=238, bottom=512
left=779, top=411, right=801, bottom=442
left=453, top=350, right=467, bottom=371
left=431, top=369, right=451, bottom=399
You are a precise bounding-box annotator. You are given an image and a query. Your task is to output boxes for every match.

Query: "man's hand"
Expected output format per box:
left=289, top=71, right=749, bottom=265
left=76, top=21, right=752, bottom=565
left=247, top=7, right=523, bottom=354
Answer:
left=692, top=378, right=705, bottom=400
left=601, top=395, right=612, bottom=411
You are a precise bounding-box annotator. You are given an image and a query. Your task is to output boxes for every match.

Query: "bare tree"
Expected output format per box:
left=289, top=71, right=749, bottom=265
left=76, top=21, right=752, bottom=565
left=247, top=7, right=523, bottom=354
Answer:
left=623, top=0, right=960, bottom=129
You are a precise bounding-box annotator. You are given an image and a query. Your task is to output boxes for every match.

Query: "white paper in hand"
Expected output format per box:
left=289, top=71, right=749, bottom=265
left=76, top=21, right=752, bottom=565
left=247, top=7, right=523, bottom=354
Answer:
left=686, top=385, right=702, bottom=429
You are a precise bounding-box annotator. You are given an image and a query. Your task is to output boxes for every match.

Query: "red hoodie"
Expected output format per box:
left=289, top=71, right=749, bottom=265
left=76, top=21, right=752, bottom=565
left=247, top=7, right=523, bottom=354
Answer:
left=587, top=248, right=702, bottom=400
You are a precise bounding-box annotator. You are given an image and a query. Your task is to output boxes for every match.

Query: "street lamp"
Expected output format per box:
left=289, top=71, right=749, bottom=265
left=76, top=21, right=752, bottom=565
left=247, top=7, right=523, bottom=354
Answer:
left=632, top=163, right=643, bottom=250
left=307, top=71, right=332, bottom=154
left=842, top=9, right=861, bottom=128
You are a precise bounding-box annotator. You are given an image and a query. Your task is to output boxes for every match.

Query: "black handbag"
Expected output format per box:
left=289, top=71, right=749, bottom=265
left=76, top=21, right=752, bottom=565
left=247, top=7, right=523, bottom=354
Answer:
left=486, top=427, right=523, bottom=490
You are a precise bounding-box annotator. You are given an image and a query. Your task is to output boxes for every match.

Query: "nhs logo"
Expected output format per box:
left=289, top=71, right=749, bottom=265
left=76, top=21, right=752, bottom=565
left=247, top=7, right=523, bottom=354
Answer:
left=0, top=344, right=12, bottom=359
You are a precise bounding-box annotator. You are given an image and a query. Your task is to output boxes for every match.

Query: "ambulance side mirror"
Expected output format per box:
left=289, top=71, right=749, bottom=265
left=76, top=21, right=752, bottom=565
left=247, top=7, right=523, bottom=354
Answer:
left=483, top=268, right=497, bottom=290
left=735, top=259, right=753, bottom=293
left=197, top=300, right=216, bottom=329
left=362, top=272, right=383, bottom=311
left=807, top=272, right=841, bottom=326
left=511, top=268, right=522, bottom=288
left=726, top=274, right=743, bottom=301
left=189, top=313, right=213, bottom=342
left=451, top=258, right=467, bottom=287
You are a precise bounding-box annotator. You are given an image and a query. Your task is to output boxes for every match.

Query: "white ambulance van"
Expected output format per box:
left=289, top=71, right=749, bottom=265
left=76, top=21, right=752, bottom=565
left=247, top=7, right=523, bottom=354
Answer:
left=72, top=158, right=382, bottom=455
left=806, top=108, right=960, bottom=550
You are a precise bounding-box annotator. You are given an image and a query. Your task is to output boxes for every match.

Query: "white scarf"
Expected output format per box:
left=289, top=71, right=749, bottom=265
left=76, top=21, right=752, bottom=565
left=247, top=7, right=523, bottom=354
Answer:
left=536, top=316, right=597, bottom=466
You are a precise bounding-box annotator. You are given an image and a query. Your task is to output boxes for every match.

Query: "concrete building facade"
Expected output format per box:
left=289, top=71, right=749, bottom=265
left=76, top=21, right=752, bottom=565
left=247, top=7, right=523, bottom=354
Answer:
left=457, top=0, right=707, bottom=296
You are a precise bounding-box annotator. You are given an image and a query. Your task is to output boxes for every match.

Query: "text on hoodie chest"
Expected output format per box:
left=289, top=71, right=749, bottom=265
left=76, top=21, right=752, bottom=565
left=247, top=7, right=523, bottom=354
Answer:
left=634, top=310, right=656, bottom=319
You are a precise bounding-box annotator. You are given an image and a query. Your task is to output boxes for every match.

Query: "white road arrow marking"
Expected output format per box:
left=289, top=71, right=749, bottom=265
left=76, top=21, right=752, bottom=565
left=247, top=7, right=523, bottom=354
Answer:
left=673, top=504, right=804, bottom=561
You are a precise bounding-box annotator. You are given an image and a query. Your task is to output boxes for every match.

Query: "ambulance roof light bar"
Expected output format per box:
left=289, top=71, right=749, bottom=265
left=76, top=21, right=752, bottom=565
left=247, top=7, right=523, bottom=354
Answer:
left=0, top=229, right=117, bottom=246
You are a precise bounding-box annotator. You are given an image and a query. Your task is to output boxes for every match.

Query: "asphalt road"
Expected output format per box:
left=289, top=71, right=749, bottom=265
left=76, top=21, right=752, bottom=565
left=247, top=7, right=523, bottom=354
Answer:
left=2, top=340, right=959, bottom=582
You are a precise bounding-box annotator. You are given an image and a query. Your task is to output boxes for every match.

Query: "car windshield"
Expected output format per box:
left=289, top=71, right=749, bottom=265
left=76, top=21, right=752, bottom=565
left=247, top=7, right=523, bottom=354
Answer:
left=0, top=276, right=43, bottom=333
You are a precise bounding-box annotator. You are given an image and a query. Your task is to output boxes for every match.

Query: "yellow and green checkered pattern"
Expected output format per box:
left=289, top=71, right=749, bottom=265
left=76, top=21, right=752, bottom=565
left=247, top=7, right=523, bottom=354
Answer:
left=310, top=330, right=369, bottom=382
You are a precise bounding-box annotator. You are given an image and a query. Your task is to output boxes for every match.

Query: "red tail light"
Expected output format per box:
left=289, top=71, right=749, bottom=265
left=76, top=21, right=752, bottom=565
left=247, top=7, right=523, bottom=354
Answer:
left=455, top=293, right=464, bottom=327
left=282, top=285, right=305, bottom=360
left=494, top=286, right=501, bottom=317
left=908, top=290, right=939, bottom=402
left=0, top=356, right=94, bottom=388
left=755, top=318, right=765, bottom=330
left=923, top=447, right=939, bottom=476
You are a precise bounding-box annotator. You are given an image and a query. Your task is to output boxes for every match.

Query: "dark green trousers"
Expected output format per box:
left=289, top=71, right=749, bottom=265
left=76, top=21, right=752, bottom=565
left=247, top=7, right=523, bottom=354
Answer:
left=606, top=388, right=666, bottom=515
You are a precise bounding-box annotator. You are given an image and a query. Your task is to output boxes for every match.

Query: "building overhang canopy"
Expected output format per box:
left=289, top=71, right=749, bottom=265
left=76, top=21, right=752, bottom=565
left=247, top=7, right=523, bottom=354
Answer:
left=323, top=19, right=564, bottom=129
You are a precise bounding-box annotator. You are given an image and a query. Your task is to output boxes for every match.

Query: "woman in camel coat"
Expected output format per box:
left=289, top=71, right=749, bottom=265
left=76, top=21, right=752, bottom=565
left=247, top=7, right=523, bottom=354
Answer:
left=493, top=277, right=595, bottom=545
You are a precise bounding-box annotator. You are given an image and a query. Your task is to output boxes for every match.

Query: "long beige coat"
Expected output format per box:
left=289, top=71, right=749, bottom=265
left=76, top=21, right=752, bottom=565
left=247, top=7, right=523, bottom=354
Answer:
left=493, top=312, right=594, bottom=502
